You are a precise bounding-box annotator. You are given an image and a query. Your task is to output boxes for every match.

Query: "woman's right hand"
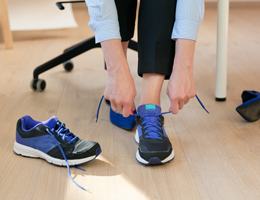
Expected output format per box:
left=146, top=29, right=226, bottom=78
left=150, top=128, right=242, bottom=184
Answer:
left=101, top=39, right=136, bottom=117
left=105, top=66, right=136, bottom=117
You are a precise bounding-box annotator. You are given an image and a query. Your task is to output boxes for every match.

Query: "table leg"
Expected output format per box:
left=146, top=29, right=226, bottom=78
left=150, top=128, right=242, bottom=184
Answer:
left=0, top=0, right=13, bottom=49
left=215, top=0, right=229, bottom=101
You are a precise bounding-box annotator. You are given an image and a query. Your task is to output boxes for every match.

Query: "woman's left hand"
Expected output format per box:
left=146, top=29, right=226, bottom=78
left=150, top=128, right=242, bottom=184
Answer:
left=166, top=39, right=197, bottom=114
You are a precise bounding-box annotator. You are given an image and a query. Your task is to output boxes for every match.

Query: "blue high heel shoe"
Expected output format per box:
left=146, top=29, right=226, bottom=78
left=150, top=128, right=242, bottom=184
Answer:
left=236, top=90, right=260, bottom=122
left=110, top=105, right=137, bottom=130
left=96, top=96, right=137, bottom=130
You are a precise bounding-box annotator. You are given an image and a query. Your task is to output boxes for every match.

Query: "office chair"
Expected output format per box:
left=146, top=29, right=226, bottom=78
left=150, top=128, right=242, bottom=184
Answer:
left=31, top=1, right=138, bottom=92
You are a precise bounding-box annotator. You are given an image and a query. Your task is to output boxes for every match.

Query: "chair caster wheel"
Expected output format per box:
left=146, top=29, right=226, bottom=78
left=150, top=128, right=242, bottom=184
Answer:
left=63, top=60, right=74, bottom=72
left=30, top=79, right=46, bottom=92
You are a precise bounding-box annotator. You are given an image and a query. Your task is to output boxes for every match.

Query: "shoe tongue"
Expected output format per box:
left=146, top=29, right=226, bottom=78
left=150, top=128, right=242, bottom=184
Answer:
left=43, top=116, right=58, bottom=129
left=137, top=104, right=161, bottom=114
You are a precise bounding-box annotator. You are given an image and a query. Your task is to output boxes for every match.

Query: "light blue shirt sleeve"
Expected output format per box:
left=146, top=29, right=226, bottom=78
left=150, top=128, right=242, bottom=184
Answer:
left=85, top=0, right=205, bottom=43
left=172, top=0, right=205, bottom=41
left=85, top=0, right=121, bottom=43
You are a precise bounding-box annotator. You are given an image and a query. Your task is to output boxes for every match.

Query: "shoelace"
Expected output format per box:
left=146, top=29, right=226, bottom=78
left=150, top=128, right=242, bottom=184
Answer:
left=46, top=122, right=89, bottom=190
left=96, top=95, right=105, bottom=123
left=96, top=94, right=209, bottom=122
left=96, top=95, right=209, bottom=139
left=195, top=95, right=209, bottom=114
left=136, top=113, right=168, bottom=140
left=54, top=122, right=78, bottom=144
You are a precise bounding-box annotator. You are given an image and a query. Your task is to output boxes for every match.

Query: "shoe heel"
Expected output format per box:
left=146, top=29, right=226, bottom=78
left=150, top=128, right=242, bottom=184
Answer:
left=13, top=141, right=39, bottom=158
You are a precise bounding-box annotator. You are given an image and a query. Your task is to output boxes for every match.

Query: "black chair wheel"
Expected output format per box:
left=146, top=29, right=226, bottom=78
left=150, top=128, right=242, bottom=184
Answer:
left=63, top=60, right=74, bottom=72
left=30, top=79, right=46, bottom=92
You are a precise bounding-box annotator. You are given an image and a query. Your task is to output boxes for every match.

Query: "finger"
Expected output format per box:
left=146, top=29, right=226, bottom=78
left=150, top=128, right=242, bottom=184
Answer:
left=184, top=97, right=190, bottom=105
left=111, top=101, right=118, bottom=112
left=179, top=100, right=184, bottom=110
left=171, top=100, right=179, bottom=114
left=122, top=104, right=132, bottom=118
left=117, top=104, right=123, bottom=114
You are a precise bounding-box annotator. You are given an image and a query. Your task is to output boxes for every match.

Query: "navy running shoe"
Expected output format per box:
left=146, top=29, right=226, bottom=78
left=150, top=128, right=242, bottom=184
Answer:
left=135, top=104, right=174, bottom=165
left=14, top=116, right=101, bottom=166
left=14, top=115, right=102, bottom=190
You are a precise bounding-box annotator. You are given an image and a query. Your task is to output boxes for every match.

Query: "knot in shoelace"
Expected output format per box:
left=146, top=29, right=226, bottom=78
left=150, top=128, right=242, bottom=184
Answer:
left=49, top=122, right=78, bottom=144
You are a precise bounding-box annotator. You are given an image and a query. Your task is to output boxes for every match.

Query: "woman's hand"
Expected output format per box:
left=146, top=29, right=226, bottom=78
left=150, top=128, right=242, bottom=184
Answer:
left=101, top=39, right=136, bottom=117
left=166, top=39, right=196, bottom=114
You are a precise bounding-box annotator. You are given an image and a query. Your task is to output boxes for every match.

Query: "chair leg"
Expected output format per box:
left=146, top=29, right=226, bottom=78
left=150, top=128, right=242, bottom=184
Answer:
left=33, top=37, right=100, bottom=79
left=0, top=0, right=13, bottom=49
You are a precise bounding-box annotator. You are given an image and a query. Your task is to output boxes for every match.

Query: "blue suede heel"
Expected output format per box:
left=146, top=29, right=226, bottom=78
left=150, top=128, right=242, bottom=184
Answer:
left=110, top=106, right=137, bottom=130
left=236, top=90, right=260, bottom=122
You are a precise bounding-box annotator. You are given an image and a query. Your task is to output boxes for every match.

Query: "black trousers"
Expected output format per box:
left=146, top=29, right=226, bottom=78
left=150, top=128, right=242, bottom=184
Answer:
left=114, top=0, right=177, bottom=79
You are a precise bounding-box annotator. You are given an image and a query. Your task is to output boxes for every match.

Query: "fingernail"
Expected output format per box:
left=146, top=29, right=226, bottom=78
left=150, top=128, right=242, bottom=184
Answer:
left=169, top=107, right=171, bottom=111
left=131, top=109, right=134, bottom=115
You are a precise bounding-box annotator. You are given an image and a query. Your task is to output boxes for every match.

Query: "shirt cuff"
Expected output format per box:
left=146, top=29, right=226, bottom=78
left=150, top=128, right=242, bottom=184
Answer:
left=171, top=19, right=200, bottom=41
left=89, top=19, right=121, bottom=44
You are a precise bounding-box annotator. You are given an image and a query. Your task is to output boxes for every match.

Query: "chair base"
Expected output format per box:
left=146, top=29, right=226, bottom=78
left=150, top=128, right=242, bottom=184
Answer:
left=31, top=37, right=138, bottom=91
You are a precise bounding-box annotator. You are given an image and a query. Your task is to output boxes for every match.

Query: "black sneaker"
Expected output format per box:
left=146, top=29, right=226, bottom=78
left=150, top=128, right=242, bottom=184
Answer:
left=14, top=115, right=101, bottom=190
left=135, top=104, right=174, bottom=165
left=14, top=115, right=101, bottom=165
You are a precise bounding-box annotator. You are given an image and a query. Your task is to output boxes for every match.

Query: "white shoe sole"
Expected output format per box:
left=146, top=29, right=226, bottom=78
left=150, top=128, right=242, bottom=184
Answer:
left=135, top=129, right=175, bottom=165
left=13, top=141, right=96, bottom=166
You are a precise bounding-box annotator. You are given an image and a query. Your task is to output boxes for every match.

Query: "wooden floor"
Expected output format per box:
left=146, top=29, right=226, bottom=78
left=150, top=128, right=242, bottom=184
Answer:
left=1, top=5, right=260, bottom=200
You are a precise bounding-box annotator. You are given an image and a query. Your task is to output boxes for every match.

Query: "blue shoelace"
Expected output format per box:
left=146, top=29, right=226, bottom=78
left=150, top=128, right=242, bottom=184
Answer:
left=54, top=122, right=78, bottom=144
left=46, top=122, right=89, bottom=190
left=96, top=95, right=209, bottom=140
left=136, top=113, right=167, bottom=140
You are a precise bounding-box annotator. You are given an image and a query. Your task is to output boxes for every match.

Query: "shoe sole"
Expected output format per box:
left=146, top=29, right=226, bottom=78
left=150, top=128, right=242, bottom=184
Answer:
left=236, top=100, right=260, bottom=122
left=135, top=129, right=175, bottom=165
left=13, top=141, right=101, bottom=166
